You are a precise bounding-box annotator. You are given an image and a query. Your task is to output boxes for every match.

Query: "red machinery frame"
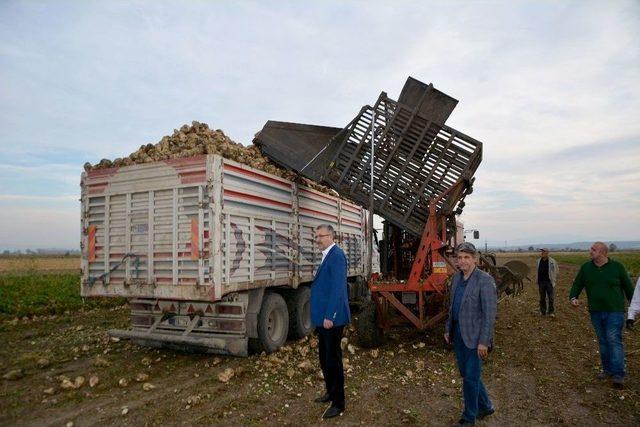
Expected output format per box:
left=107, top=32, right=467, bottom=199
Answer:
left=369, top=179, right=469, bottom=330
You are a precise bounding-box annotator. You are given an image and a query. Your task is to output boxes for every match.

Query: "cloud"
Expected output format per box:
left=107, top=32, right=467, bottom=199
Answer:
left=0, top=194, right=77, bottom=202
left=0, top=206, right=79, bottom=250
left=0, top=163, right=80, bottom=197
left=0, top=0, right=638, bottom=248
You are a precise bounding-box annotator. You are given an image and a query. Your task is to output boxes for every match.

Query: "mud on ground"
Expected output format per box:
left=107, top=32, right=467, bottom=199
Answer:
left=1, top=255, right=638, bottom=426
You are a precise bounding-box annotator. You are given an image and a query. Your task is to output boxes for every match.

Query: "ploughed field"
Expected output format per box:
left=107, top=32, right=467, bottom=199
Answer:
left=1, top=253, right=639, bottom=426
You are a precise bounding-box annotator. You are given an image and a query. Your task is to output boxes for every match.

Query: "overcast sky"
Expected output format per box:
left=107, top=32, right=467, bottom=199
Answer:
left=1, top=0, right=639, bottom=250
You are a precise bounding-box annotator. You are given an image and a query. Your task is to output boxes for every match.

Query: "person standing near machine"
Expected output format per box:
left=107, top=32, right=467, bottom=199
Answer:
left=310, top=224, right=351, bottom=419
left=569, top=241, right=633, bottom=389
left=445, top=242, right=497, bottom=425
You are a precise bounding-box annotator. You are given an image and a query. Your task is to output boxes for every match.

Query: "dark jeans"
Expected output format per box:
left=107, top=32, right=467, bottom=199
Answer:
left=316, top=326, right=345, bottom=410
left=590, top=311, right=625, bottom=378
left=453, top=322, right=493, bottom=422
left=538, top=281, right=554, bottom=314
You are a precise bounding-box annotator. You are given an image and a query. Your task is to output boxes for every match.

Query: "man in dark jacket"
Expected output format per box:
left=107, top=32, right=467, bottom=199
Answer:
left=570, top=241, right=633, bottom=389
left=536, top=248, right=559, bottom=317
left=445, top=242, right=497, bottom=426
left=310, top=224, right=351, bottom=419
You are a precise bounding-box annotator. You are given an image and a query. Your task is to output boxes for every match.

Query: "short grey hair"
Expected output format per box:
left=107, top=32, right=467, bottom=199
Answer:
left=456, top=242, right=477, bottom=256
left=316, top=224, right=336, bottom=239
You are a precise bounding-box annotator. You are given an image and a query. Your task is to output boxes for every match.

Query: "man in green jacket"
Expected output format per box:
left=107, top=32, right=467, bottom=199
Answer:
left=569, top=242, right=634, bottom=389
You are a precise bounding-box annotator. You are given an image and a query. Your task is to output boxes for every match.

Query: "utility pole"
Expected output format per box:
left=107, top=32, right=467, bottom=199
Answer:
left=367, top=108, right=375, bottom=279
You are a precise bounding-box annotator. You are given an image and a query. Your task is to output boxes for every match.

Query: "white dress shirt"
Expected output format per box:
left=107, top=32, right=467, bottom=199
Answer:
left=628, top=277, right=640, bottom=320
left=321, top=243, right=336, bottom=264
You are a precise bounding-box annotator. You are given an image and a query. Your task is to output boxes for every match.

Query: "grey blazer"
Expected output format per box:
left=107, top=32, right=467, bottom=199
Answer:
left=445, top=267, right=498, bottom=349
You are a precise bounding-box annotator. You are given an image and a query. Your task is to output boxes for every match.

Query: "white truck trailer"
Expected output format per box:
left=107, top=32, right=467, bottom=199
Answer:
left=80, top=154, right=369, bottom=356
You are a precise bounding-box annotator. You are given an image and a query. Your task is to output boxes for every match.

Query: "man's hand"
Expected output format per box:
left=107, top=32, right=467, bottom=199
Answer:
left=627, top=319, right=635, bottom=330
left=444, top=332, right=450, bottom=344
left=570, top=298, right=580, bottom=307
left=323, top=318, right=334, bottom=329
left=477, top=344, right=489, bottom=359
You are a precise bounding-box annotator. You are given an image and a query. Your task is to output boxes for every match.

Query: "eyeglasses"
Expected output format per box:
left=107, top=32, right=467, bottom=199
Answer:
left=315, top=234, right=331, bottom=238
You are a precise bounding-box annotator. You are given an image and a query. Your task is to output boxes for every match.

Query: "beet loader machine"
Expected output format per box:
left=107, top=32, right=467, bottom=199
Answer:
left=254, top=76, right=502, bottom=347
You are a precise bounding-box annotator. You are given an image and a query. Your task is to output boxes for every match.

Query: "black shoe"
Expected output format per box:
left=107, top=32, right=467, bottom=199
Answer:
left=612, top=377, right=624, bottom=389
left=314, top=393, right=330, bottom=403
left=477, top=407, right=495, bottom=420
left=453, top=418, right=475, bottom=426
left=322, top=406, right=343, bottom=419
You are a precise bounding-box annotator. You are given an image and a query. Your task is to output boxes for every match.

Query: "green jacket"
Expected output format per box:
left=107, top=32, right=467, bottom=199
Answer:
left=569, top=258, right=633, bottom=312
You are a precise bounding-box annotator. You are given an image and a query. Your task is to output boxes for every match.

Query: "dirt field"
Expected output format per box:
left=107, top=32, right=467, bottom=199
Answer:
left=1, top=255, right=639, bottom=426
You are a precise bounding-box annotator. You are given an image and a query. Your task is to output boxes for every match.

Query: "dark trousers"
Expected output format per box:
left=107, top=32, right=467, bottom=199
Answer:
left=538, top=281, right=554, bottom=314
left=316, top=326, right=345, bottom=410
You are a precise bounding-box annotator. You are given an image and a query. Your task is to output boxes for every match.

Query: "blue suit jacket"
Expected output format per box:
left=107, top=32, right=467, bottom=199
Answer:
left=310, top=245, right=351, bottom=327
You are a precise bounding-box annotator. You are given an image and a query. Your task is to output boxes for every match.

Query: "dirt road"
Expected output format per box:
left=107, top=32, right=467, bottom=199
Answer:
left=1, top=256, right=638, bottom=426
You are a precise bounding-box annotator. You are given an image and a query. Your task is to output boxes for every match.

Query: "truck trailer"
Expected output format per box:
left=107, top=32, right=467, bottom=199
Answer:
left=80, top=154, right=370, bottom=356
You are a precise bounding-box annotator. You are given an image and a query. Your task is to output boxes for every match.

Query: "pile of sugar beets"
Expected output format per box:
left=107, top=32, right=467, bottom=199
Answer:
left=84, top=121, right=334, bottom=195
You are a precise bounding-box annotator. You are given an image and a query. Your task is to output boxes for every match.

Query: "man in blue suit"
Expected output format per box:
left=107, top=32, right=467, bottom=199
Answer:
left=310, top=224, right=351, bottom=419
left=445, top=242, right=497, bottom=426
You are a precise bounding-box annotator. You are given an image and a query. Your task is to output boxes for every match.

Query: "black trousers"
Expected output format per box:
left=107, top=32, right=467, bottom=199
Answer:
left=538, top=281, right=554, bottom=314
left=316, top=326, right=345, bottom=410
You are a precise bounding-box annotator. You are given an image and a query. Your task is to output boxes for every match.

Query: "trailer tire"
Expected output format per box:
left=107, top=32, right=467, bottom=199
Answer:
left=355, top=300, right=385, bottom=348
left=249, top=292, right=289, bottom=354
left=286, top=286, right=312, bottom=339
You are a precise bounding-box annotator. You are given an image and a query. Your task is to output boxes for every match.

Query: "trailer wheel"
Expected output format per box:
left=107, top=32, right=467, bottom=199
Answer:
left=249, top=292, right=289, bottom=354
left=286, top=286, right=312, bottom=339
left=355, top=300, right=385, bottom=348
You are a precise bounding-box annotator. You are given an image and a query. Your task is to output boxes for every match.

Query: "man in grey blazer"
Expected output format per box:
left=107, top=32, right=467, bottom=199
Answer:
left=444, top=242, right=498, bottom=426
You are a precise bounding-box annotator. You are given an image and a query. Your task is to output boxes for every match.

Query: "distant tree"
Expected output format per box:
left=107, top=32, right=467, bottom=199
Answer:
left=64, top=251, right=70, bottom=257
left=25, top=249, right=35, bottom=255
left=528, top=246, right=534, bottom=251
left=609, top=243, right=617, bottom=252
left=2, top=250, right=9, bottom=255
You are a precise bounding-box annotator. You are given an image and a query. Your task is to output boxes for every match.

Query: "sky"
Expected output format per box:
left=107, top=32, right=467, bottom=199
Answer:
left=0, top=0, right=639, bottom=250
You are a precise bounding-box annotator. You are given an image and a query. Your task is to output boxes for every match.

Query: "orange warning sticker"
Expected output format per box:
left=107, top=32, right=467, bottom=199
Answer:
left=87, top=225, right=96, bottom=262
left=190, top=218, right=199, bottom=260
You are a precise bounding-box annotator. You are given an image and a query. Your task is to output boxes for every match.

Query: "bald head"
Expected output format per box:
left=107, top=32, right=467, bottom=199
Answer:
left=593, top=241, right=608, bottom=254
left=589, top=241, right=609, bottom=265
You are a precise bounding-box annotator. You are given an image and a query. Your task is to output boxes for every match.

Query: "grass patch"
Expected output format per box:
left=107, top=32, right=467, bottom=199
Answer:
left=0, top=271, right=125, bottom=318
left=554, top=251, right=640, bottom=277
left=0, top=255, right=79, bottom=273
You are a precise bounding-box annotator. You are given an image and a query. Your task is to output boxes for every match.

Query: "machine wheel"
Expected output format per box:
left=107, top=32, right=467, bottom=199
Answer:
left=503, top=260, right=531, bottom=281
left=355, top=300, right=385, bottom=348
left=249, top=292, right=289, bottom=354
left=286, top=286, right=312, bottom=339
